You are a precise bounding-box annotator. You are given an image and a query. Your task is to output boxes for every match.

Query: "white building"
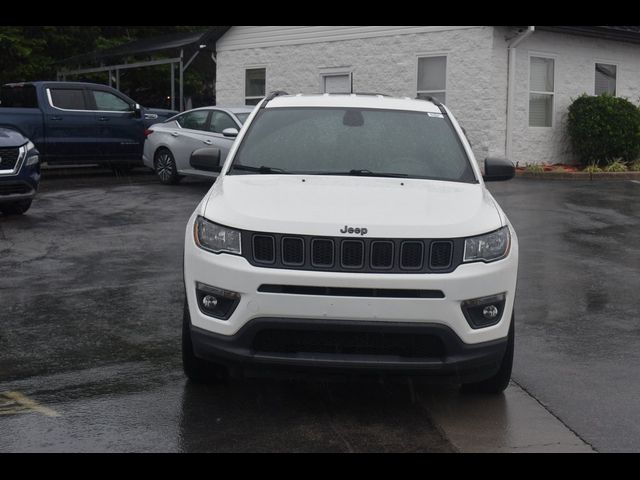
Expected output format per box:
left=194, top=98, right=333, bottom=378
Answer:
left=213, top=26, right=640, bottom=166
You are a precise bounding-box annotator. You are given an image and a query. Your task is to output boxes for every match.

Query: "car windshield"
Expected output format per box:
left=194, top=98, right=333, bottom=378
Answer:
left=230, top=107, right=477, bottom=183
left=235, top=112, right=250, bottom=124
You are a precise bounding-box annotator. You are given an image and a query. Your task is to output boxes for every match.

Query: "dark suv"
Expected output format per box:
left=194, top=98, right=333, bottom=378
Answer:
left=0, top=128, right=40, bottom=215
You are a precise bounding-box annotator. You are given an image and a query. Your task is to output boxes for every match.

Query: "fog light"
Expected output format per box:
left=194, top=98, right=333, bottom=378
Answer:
left=461, top=293, right=506, bottom=329
left=195, top=282, right=240, bottom=320
left=202, top=295, right=218, bottom=309
left=483, top=305, right=499, bottom=320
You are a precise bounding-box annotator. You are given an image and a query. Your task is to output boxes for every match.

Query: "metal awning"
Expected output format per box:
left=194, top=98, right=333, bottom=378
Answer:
left=56, top=26, right=231, bottom=111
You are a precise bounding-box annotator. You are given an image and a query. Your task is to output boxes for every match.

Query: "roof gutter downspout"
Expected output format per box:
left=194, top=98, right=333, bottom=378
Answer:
left=506, top=26, right=535, bottom=159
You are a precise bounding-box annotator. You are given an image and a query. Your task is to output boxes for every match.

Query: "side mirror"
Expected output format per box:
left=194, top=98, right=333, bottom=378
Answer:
left=222, top=127, right=239, bottom=138
left=190, top=147, right=221, bottom=173
left=483, top=157, right=516, bottom=182
left=132, top=103, right=142, bottom=118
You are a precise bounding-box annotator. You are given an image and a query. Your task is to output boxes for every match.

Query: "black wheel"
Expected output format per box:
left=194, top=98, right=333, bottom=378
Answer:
left=154, top=149, right=182, bottom=185
left=0, top=199, right=32, bottom=216
left=460, top=314, right=514, bottom=395
left=182, top=298, right=228, bottom=384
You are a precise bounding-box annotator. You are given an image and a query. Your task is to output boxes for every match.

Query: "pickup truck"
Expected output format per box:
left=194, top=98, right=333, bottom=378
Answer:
left=0, top=81, right=178, bottom=167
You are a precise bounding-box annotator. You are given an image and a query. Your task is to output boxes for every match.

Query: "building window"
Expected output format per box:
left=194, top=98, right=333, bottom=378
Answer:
left=595, top=63, right=617, bottom=96
left=321, top=73, right=352, bottom=94
left=245, top=68, right=266, bottom=106
left=417, top=56, right=447, bottom=104
left=529, top=56, right=555, bottom=127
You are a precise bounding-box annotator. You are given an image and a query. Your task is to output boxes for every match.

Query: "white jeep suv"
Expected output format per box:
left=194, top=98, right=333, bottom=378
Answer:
left=182, top=92, right=519, bottom=393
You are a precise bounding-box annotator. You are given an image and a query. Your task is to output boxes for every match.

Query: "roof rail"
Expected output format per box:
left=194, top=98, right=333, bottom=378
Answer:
left=416, top=95, right=447, bottom=115
left=260, top=90, right=290, bottom=108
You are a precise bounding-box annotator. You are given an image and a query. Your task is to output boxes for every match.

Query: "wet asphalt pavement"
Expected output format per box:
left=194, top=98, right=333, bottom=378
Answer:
left=0, top=172, right=451, bottom=453
left=490, top=179, right=640, bottom=453
left=0, top=172, right=638, bottom=452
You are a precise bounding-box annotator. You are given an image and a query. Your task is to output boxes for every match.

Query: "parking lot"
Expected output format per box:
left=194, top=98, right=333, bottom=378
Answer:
left=0, top=172, right=638, bottom=452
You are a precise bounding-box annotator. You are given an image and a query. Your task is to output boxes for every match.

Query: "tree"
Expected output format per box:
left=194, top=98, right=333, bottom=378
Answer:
left=0, top=26, right=212, bottom=108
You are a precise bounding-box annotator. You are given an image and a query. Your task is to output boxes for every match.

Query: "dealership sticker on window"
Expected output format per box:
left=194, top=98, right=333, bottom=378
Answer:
left=428, top=113, right=444, bottom=119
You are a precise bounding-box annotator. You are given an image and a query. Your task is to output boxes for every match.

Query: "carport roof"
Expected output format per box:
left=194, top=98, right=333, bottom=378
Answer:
left=58, top=27, right=231, bottom=66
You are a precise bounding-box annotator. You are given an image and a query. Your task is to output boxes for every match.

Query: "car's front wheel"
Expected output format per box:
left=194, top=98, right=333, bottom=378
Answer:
left=182, top=298, right=228, bottom=384
left=460, top=314, right=514, bottom=395
left=0, top=199, right=32, bottom=216
left=154, top=149, right=182, bottom=185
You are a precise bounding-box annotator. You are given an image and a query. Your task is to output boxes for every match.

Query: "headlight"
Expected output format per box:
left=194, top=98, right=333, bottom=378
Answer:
left=24, top=141, right=39, bottom=166
left=194, top=216, right=242, bottom=255
left=464, top=227, right=511, bottom=263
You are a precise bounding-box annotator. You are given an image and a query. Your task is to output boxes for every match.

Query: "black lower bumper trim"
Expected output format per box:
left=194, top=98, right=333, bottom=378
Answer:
left=190, top=317, right=508, bottom=384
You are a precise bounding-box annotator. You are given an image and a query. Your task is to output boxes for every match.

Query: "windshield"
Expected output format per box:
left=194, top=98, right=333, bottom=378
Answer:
left=230, top=107, right=476, bottom=183
left=235, top=112, right=250, bottom=124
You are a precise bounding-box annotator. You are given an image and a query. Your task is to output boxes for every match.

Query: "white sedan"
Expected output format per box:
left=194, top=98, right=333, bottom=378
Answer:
left=143, top=106, right=253, bottom=185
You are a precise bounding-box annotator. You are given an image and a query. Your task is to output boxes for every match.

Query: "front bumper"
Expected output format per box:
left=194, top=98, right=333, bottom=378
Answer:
left=184, top=212, right=519, bottom=376
left=190, top=317, right=508, bottom=383
left=0, top=164, right=40, bottom=203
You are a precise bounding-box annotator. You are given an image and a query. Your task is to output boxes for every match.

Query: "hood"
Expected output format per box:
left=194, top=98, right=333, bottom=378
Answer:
left=0, top=128, right=28, bottom=148
left=203, top=175, right=503, bottom=239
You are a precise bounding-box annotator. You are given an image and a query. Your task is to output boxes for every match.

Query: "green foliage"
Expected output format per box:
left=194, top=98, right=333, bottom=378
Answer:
left=583, top=164, right=603, bottom=174
left=629, top=160, right=640, bottom=172
left=0, top=26, right=211, bottom=108
left=603, top=160, right=628, bottom=172
left=567, top=94, right=640, bottom=167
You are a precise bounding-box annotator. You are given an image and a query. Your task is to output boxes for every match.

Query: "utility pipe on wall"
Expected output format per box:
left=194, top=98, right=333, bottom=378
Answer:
left=506, top=26, right=535, bottom=159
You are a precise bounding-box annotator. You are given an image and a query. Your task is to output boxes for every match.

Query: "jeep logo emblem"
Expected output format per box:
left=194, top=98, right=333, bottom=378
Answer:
left=340, top=225, right=368, bottom=236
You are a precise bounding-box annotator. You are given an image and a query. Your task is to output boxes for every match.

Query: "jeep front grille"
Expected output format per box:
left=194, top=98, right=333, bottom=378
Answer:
left=242, top=230, right=461, bottom=274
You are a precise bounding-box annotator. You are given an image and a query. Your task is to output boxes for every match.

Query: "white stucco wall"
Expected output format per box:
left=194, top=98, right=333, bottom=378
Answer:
left=509, top=29, right=640, bottom=165
left=216, top=26, right=507, bottom=164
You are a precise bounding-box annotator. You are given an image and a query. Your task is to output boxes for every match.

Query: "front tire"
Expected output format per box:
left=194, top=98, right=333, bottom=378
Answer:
left=460, top=314, right=514, bottom=395
left=182, top=299, right=228, bottom=384
left=0, top=199, right=32, bottom=216
left=154, top=149, right=182, bottom=185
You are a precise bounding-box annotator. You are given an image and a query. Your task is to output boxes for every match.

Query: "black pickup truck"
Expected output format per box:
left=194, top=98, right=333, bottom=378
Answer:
left=0, top=82, right=178, bottom=167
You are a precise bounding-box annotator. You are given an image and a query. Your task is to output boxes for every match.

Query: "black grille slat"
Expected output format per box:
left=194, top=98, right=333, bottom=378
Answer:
left=400, top=242, right=424, bottom=270
left=0, top=148, right=20, bottom=171
left=430, top=241, right=453, bottom=269
left=371, top=241, right=394, bottom=269
left=252, top=329, right=446, bottom=358
left=281, top=237, right=304, bottom=266
left=253, top=235, right=276, bottom=264
left=258, top=285, right=445, bottom=298
left=0, top=183, right=31, bottom=196
left=341, top=240, right=364, bottom=269
left=312, top=239, right=334, bottom=267
left=244, top=231, right=460, bottom=274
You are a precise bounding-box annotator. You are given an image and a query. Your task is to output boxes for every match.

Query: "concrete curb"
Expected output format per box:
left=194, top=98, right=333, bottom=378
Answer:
left=420, top=383, right=596, bottom=453
left=517, top=171, right=640, bottom=181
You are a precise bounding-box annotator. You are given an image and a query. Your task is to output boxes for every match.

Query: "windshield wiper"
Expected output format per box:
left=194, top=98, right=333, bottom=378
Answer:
left=230, top=165, right=290, bottom=175
left=322, top=169, right=409, bottom=178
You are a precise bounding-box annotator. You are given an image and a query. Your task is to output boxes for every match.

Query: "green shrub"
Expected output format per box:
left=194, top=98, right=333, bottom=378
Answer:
left=603, top=160, right=628, bottom=172
left=630, top=160, right=640, bottom=172
left=583, top=164, right=603, bottom=174
left=567, top=94, right=640, bottom=167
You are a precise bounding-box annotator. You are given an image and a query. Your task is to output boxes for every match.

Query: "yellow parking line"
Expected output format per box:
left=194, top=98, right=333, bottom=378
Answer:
left=0, top=391, right=60, bottom=418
